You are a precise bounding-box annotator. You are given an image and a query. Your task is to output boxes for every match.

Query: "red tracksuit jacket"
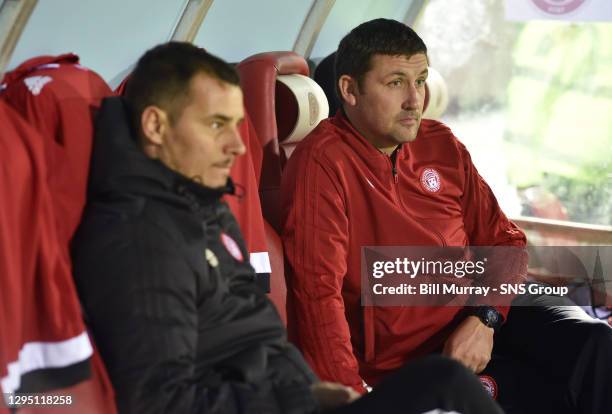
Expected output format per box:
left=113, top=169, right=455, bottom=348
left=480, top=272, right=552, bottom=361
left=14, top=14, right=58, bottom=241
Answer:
left=0, top=101, right=92, bottom=396
left=1, top=53, right=112, bottom=245
left=281, top=111, right=526, bottom=392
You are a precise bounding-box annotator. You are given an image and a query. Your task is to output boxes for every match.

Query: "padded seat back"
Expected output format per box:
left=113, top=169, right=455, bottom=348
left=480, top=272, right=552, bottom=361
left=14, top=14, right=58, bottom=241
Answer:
left=275, top=73, right=328, bottom=161
left=264, top=220, right=287, bottom=325
left=238, top=51, right=328, bottom=231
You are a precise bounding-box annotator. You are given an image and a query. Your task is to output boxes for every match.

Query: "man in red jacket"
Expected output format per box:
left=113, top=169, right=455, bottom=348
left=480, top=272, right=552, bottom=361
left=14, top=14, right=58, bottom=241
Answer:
left=282, top=18, right=612, bottom=413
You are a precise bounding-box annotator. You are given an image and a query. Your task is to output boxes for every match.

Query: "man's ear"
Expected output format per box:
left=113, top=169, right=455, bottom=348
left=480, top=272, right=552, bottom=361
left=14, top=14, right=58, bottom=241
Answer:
left=338, top=75, right=358, bottom=107
left=140, top=106, right=169, bottom=149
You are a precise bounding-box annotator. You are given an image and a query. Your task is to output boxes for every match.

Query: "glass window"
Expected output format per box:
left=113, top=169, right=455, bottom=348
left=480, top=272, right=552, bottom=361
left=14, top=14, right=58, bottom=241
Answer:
left=194, top=0, right=312, bottom=63
left=310, top=0, right=417, bottom=59
left=415, top=0, right=612, bottom=225
left=8, top=0, right=187, bottom=83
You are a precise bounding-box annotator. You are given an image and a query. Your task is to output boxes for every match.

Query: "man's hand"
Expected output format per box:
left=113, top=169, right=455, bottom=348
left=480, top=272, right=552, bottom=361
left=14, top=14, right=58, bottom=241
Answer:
left=310, top=382, right=360, bottom=410
left=442, top=315, right=494, bottom=373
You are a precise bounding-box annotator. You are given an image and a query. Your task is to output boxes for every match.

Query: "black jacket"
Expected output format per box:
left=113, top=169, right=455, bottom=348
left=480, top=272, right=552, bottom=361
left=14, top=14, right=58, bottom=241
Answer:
left=72, top=97, right=318, bottom=413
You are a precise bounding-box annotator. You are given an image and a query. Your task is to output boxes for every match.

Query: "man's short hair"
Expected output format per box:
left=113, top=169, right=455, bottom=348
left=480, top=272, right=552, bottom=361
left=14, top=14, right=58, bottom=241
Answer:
left=335, top=18, right=427, bottom=101
left=125, top=42, right=240, bottom=134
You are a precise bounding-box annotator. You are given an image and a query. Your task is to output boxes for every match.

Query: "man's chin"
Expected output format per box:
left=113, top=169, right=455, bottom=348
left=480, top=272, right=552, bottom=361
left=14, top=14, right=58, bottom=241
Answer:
left=394, top=126, right=420, bottom=143
left=403, top=126, right=421, bottom=142
left=394, top=133, right=419, bottom=144
left=190, top=174, right=229, bottom=190
left=205, top=179, right=230, bottom=189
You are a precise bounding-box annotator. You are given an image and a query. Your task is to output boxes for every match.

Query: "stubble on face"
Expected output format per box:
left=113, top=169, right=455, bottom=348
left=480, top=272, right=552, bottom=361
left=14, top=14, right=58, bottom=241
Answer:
left=159, top=74, right=245, bottom=188
left=350, top=53, right=428, bottom=153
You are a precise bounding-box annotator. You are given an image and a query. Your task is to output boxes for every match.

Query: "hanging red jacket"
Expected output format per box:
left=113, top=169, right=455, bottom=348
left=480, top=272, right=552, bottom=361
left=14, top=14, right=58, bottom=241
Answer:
left=281, top=111, right=527, bottom=392
left=0, top=101, right=92, bottom=397
left=1, top=53, right=112, bottom=245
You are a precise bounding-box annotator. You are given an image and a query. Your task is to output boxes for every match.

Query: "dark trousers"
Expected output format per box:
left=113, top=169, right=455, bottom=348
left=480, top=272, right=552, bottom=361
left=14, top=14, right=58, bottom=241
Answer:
left=482, top=293, right=612, bottom=414
left=330, top=355, right=503, bottom=414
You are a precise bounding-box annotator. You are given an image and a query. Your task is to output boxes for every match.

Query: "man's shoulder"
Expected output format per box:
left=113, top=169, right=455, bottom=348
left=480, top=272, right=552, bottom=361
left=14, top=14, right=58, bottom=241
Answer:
left=74, top=196, right=190, bottom=259
left=419, top=119, right=457, bottom=141
left=290, top=118, right=353, bottom=165
left=414, top=119, right=466, bottom=153
left=300, top=117, right=344, bottom=148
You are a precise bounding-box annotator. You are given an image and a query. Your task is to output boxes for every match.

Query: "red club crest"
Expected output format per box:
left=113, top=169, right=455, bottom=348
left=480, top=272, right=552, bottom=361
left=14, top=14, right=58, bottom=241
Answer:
left=479, top=375, right=498, bottom=400
left=220, top=233, right=244, bottom=262
left=420, top=168, right=441, bottom=193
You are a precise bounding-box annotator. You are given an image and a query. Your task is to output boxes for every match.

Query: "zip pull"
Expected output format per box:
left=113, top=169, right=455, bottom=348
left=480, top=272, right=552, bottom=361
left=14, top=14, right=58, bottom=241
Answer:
left=390, top=146, right=400, bottom=184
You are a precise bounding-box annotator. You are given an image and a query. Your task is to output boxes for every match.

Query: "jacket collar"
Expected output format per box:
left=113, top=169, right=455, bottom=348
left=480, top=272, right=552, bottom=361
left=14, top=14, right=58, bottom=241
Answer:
left=329, top=110, right=412, bottom=180
left=330, top=110, right=410, bottom=160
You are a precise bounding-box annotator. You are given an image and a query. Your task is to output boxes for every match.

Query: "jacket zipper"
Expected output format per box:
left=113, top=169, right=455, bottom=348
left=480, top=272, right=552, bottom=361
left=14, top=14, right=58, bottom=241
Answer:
left=390, top=148, right=399, bottom=184
left=389, top=147, right=399, bottom=184
left=387, top=147, right=447, bottom=247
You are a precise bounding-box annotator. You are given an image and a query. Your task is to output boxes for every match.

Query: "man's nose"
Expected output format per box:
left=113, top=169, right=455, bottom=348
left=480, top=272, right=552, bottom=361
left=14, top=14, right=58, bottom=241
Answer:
left=402, top=84, right=419, bottom=110
left=226, top=127, right=247, bottom=156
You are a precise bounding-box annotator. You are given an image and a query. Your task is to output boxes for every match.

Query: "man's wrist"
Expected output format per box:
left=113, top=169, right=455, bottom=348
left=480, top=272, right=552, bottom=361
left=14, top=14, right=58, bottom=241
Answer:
left=465, top=306, right=504, bottom=332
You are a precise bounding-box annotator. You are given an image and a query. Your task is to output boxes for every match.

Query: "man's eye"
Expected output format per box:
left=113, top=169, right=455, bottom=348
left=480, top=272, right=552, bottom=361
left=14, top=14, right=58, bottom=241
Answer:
left=416, top=79, right=426, bottom=87
left=211, top=121, right=224, bottom=129
left=388, top=79, right=403, bottom=87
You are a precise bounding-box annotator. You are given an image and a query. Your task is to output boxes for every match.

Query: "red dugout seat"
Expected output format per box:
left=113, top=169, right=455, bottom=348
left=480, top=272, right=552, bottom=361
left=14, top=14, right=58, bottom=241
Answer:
left=225, top=112, right=272, bottom=290
left=264, top=221, right=288, bottom=325
left=237, top=51, right=330, bottom=327
left=237, top=52, right=308, bottom=230
left=237, top=51, right=328, bottom=231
